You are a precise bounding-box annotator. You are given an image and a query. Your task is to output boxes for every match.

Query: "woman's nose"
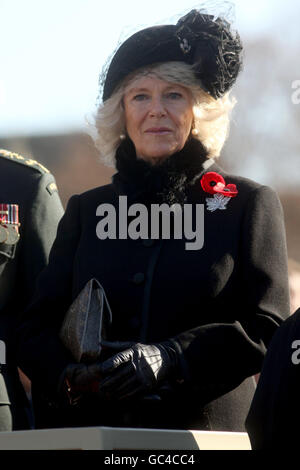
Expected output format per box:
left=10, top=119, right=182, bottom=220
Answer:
left=149, top=97, right=166, bottom=117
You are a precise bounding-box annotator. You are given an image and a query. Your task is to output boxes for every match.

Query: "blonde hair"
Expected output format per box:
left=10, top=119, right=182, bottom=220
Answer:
left=94, top=62, right=236, bottom=167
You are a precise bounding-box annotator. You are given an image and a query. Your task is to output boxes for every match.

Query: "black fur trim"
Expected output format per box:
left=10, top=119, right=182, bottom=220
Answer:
left=113, top=137, right=210, bottom=205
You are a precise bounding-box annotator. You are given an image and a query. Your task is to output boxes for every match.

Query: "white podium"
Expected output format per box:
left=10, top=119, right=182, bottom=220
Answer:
left=0, top=426, right=251, bottom=450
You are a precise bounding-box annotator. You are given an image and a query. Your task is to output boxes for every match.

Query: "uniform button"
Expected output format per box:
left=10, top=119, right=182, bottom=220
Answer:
left=132, top=272, right=145, bottom=284
left=142, top=239, right=155, bottom=247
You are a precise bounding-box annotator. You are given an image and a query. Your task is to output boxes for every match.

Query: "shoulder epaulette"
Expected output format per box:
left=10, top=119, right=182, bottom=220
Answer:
left=0, top=149, right=50, bottom=174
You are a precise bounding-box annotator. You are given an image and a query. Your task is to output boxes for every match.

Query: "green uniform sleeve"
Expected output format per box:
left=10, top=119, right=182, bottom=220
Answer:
left=17, top=172, right=64, bottom=306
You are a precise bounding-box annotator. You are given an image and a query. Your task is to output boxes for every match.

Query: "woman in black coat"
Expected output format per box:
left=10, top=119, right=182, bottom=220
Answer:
left=16, top=9, right=290, bottom=432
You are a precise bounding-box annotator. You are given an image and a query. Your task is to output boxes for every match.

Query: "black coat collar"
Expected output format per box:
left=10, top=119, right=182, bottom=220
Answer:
left=112, top=137, right=214, bottom=205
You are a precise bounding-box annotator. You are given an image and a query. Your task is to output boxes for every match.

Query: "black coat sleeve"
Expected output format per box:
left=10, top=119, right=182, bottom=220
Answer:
left=172, top=185, right=290, bottom=402
left=245, top=308, right=300, bottom=449
left=16, top=195, right=81, bottom=393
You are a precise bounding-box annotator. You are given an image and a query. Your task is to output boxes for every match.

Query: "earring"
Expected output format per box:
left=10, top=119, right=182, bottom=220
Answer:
left=191, top=128, right=199, bottom=136
left=120, top=134, right=126, bottom=140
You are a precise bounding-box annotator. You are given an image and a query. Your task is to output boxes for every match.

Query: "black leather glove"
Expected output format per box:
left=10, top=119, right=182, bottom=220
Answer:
left=59, top=363, right=103, bottom=405
left=98, top=342, right=179, bottom=400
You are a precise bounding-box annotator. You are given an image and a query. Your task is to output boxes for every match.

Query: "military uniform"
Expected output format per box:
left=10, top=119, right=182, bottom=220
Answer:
left=0, top=149, right=64, bottom=430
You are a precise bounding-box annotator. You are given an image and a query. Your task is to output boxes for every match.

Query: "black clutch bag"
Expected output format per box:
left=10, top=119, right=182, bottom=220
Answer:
left=59, top=278, right=113, bottom=363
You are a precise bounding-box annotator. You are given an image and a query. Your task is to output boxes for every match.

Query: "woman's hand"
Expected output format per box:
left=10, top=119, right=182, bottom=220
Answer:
left=59, top=342, right=179, bottom=404
left=60, top=363, right=103, bottom=405
left=98, top=342, right=177, bottom=400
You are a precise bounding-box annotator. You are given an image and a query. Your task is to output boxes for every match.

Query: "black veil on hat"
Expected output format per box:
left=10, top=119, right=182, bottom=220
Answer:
left=101, top=7, right=243, bottom=102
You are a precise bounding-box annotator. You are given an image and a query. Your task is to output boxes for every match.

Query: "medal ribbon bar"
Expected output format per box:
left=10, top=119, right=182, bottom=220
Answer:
left=0, top=203, right=20, bottom=244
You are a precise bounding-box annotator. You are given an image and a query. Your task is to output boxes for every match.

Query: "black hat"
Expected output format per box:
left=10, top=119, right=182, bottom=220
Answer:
left=102, top=9, right=243, bottom=101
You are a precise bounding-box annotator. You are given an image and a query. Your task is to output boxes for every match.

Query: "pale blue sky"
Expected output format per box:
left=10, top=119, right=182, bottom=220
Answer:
left=0, top=0, right=298, bottom=136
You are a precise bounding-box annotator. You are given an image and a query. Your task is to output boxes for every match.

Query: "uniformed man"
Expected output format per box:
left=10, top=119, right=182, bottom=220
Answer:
left=0, top=149, right=64, bottom=431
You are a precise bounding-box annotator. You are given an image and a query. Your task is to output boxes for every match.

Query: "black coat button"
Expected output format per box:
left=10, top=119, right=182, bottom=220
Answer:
left=132, top=272, right=145, bottom=284
left=129, top=317, right=141, bottom=329
left=142, top=239, right=155, bottom=247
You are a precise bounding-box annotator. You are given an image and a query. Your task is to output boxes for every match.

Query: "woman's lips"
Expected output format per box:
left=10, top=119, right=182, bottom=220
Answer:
left=145, top=128, right=172, bottom=134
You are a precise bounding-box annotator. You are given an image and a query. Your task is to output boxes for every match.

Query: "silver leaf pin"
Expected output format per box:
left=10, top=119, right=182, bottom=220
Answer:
left=206, top=194, right=231, bottom=212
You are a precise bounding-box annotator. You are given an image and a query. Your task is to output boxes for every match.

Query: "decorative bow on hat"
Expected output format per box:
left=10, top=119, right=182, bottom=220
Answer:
left=175, top=10, right=243, bottom=99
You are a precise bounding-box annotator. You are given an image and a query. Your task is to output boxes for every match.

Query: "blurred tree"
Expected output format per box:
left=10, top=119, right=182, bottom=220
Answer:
left=222, top=37, right=300, bottom=191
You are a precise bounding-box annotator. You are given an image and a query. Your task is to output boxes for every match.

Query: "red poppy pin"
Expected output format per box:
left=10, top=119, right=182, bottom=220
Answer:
left=200, top=172, right=238, bottom=212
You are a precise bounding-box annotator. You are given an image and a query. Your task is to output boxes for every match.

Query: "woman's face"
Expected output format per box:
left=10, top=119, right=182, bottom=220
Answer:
left=123, top=75, right=194, bottom=164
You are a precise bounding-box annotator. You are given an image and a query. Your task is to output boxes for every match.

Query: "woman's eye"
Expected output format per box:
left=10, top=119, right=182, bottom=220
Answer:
left=166, top=92, right=182, bottom=100
left=132, top=94, right=148, bottom=101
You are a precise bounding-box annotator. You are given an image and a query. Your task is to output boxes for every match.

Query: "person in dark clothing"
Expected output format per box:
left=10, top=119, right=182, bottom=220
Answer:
left=16, top=9, right=290, bottom=432
left=0, top=149, right=64, bottom=430
left=246, top=307, right=300, bottom=449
